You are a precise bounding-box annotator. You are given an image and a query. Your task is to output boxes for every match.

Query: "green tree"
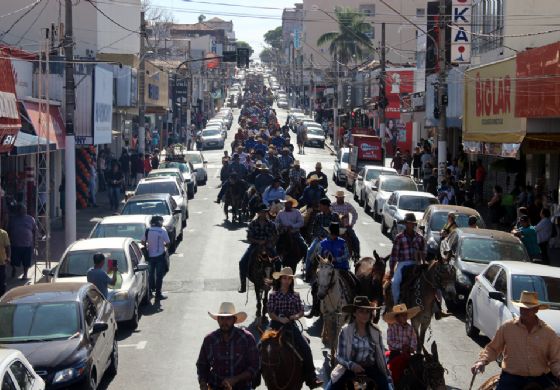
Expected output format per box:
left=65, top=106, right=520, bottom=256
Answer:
left=236, top=41, right=254, bottom=55
left=198, top=14, right=206, bottom=23
left=317, top=7, right=373, bottom=64
left=264, top=26, right=283, bottom=50
left=259, top=47, right=276, bottom=64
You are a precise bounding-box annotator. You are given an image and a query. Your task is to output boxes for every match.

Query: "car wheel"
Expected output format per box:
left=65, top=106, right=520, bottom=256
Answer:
left=127, top=301, right=139, bottom=330
left=82, top=369, right=97, bottom=390
left=465, top=301, right=480, bottom=337
left=108, top=338, right=118, bottom=376
left=373, top=203, right=380, bottom=222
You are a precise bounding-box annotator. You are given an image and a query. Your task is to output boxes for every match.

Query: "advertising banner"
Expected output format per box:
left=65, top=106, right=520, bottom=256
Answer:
left=93, top=65, right=113, bottom=144
left=450, top=0, right=472, bottom=64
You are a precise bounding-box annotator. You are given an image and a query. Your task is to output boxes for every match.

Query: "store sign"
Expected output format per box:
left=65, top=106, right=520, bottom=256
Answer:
left=451, top=0, right=471, bottom=64
left=93, top=66, right=113, bottom=145
left=293, top=30, right=301, bottom=50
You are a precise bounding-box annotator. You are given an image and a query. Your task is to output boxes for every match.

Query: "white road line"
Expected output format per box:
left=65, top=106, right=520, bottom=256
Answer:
left=174, top=253, right=185, bottom=257
left=119, top=341, right=147, bottom=349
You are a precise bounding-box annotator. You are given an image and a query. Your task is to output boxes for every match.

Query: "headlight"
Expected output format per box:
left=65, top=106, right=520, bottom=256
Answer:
left=456, top=269, right=472, bottom=287
left=53, top=363, right=87, bottom=383
left=111, top=290, right=129, bottom=301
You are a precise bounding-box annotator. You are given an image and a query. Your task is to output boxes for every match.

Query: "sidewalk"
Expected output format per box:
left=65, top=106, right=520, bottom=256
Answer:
left=6, top=193, right=117, bottom=291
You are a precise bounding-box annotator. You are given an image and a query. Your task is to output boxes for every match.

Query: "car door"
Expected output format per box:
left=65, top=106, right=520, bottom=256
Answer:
left=473, top=264, right=501, bottom=336
left=8, top=360, right=39, bottom=390
left=487, top=267, right=513, bottom=339
left=128, top=243, right=144, bottom=301
left=2, top=371, right=18, bottom=390
left=83, top=294, right=104, bottom=378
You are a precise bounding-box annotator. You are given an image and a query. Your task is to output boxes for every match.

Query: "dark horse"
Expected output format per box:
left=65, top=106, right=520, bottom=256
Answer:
left=354, top=250, right=388, bottom=324
left=224, top=182, right=246, bottom=223
left=247, top=247, right=274, bottom=323
left=260, top=328, right=304, bottom=390
left=276, top=230, right=306, bottom=275
left=397, top=342, right=446, bottom=390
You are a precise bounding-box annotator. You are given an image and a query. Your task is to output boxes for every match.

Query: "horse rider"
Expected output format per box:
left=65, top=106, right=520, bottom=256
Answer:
left=215, top=173, right=248, bottom=204
left=197, top=302, right=260, bottom=390
left=267, top=267, right=324, bottom=389
left=307, top=162, right=328, bottom=189
left=262, top=177, right=286, bottom=206
left=286, top=160, right=306, bottom=195
left=298, top=175, right=326, bottom=210
left=326, top=296, right=392, bottom=389
left=331, top=191, right=361, bottom=258
left=320, top=222, right=351, bottom=272
left=278, top=147, right=294, bottom=172
left=471, top=291, right=560, bottom=389
left=229, top=153, right=248, bottom=180
left=219, top=157, right=231, bottom=184
left=265, top=147, right=280, bottom=177
left=389, top=213, right=426, bottom=306
left=254, top=165, right=274, bottom=195
left=383, top=303, right=421, bottom=386
left=271, top=130, right=285, bottom=150
left=274, top=196, right=308, bottom=256
left=238, top=203, right=279, bottom=293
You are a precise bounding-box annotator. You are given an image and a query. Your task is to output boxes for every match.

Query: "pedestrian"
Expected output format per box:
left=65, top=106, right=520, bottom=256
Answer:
left=535, top=208, right=553, bottom=264
left=512, top=215, right=541, bottom=261
left=412, top=146, right=422, bottom=179
left=475, top=159, right=486, bottom=204
left=151, top=150, right=160, bottom=170
left=7, top=204, right=36, bottom=280
left=468, top=215, right=479, bottom=228
left=142, top=215, right=170, bottom=300
left=471, top=291, right=560, bottom=389
left=143, top=153, right=153, bottom=175
left=88, top=161, right=98, bottom=207
left=97, top=151, right=106, bottom=192
left=119, top=148, right=131, bottom=187
left=400, top=159, right=410, bottom=176
left=136, top=153, right=145, bottom=182
left=86, top=253, right=117, bottom=298
left=391, top=150, right=403, bottom=172
left=488, top=185, right=504, bottom=226
left=0, top=227, right=10, bottom=297
left=441, top=213, right=458, bottom=240
left=196, top=302, right=260, bottom=390
left=106, top=163, right=124, bottom=211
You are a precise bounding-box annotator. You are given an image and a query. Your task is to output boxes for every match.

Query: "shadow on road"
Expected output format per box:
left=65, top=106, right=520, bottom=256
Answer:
left=214, top=221, right=247, bottom=231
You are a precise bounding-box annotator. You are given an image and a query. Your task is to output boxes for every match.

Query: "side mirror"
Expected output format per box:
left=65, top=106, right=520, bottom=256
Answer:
left=489, top=291, right=506, bottom=303
left=135, top=263, right=149, bottom=272
left=173, top=208, right=182, bottom=215
left=42, top=268, right=54, bottom=277
left=90, top=322, right=108, bottom=335
left=357, top=175, right=363, bottom=181
left=203, top=160, right=208, bottom=164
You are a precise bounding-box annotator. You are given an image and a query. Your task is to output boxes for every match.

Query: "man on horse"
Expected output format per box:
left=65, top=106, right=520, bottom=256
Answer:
left=229, top=154, right=248, bottom=180
left=278, top=147, right=294, bottom=172
left=215, top=173, right=248, bottom=205
left=286, top=160, right=306, bottom=195
left=307, top=162, right=329, bottom=189
left=262, top=177, right=285, bottom=206
left=471, top=291, right=560, bottom=389
left=197, top=302, right=259, bottom=390
left=298, top=174, right=326, bottom=210
left=331, top=191, right=361, bottom=258
left=254, top=165, right=274, bottom=195
left=275, top=196, right=308, bottom=257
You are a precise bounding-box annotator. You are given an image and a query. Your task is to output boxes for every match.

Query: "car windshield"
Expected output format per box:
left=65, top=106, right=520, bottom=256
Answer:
left=202, top=130, right=221, bottom=137
left=399, top=196, right=438, bottom=212
left=307, top=128, right=323, bottom=135
left=136, top=181, right=179, bottom=196
left=459, top=239, right=528, bottom=263
left=511, top=275, right=560, bottom=307
left=0, top=302, right=80, bottom=342
left=59, top=249, right=128, bottom=276
left=380, top=178, right=417, bottom=192
left=122, top=200, right=170, bottom=216
left=148, top=171, right=180, bottom=181
left=185, top=154, right=203, bottom=164
left=91, top=222, right=146, bottom=241
left=159, top=161, right=187, bottom=173
left=430, top=212, right=483, bottom=231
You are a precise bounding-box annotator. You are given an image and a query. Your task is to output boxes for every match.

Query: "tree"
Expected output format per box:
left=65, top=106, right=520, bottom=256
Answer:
left=236, top=41, right=254, bottom=55
left=264, top=26, right=283, bottom=50
left=198, top=14, right=206, bottom=23
left=317, top=7, right=373, bottom=65
left=259, top=48, right=276, bottom=64
left=143, top=0, right=176, bottom=56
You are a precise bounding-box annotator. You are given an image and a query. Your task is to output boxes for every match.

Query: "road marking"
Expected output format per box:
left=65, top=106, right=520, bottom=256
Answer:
left=174, top=253, right=184, bottom=257
left=119, top=341, right=147, bottom=350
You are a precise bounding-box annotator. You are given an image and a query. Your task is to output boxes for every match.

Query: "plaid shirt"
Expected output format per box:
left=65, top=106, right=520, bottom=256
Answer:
left=247, top=218, right=277, bottom=243
left=387, top=323, right=418, bottom=352
left=331, top=201, right=358, bottom=226
left=267, top=290, right=303, bottom=318
left=279, top=155, right=293, bottom=171
left=288, top=167, right=306, bottom=184
left=390, top=231, right=427, bottom=267
left=337, top=328, right=376, bottom=369
left=311, top=212, right=340, bottom=240
left=196, top=327, right=259, bottom=389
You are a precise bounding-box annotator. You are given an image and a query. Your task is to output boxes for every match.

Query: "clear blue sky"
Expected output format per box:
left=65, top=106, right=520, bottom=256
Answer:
left=151, top=0, right=298, bottom=54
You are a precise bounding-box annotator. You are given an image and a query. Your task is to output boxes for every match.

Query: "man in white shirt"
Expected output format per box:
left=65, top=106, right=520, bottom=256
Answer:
left=142, top=215, right=170, bottom=300
left=535, top=208, right=553, bottom=264
left=275, top=196, right=307, bottom=255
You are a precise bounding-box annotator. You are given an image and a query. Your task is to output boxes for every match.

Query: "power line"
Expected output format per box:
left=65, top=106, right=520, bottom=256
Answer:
left=0, top=0, right=44, bottom=42
left=86, top=0, right=141, bottom=34
left=0, top=0, right=43, bottom=19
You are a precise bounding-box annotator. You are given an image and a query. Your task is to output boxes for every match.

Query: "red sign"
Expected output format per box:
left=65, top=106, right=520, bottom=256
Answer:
left=475, top=73, right=512, bottom=117
left=353, top=135, right=383, bottom=161
left=0, top=49, right=21, bottom=153
left=385, top=70, right=414, bottom=119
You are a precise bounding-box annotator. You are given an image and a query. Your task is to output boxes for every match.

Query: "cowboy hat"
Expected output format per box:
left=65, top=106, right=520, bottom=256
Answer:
left=323, top=221, right=346, bottom=236
left=512, top=291, right=549, bottom=310
left=334, top=190, right=345, bottom=198
left=307, top=174, right=320, bottom=184
left=256, top=203, right=270, bottom=213
left=383, top=304, right=421, bottom=324
left=280, top=196, right=298, bottom=208
left=272, top=267, right=295, bottom=280
left=402, top=213, right=418, bottom=224
left=293, top=160, right=301, bottom=166
left=208, top=302, right=248, bottom=324
left=342, top=296, right=380, bottom=313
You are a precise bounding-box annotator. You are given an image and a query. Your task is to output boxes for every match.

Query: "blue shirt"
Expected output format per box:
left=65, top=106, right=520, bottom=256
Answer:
left=271, top=136, right=285, bottom=149
left=244, top=138, right=257, bottom=150
left=263, top=186, right=286, bottom=206
left=254, top=143, right=268, bottom=156
left=320, top=237, right=350, bottom=270
left=298, top=185, right=325, bottom=208
left=143, top=227, right=170, bottom=257
left=87, top=267, right=112, bottom=298
left=519, top=226, right=541, bottom=256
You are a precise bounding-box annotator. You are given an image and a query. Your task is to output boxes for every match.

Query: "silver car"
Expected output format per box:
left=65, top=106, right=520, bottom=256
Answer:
left=135, top=177, right=188, bottom=227
left=44, top=237, right=149, bottom=328
left=200, top=129, right=225, bottom=150
left=333, top=147, right=351, bottom=186
left=354, top=166, right=398, bottom=207
left=304, top=127, right=325, bottom=148
left=184, top=151, right=208, bottom=184
left=366, top=175, right=418, bottom=221
left=149, top=167, right=197, bottom=199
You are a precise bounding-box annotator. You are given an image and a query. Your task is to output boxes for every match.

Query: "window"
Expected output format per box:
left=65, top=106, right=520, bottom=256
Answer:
left=129, top=244, right=140, bottom=267
left=88, top=289, right=105, bottom=313
left=472, top=0, right=504, bottom=55
left=84, top=297, right=98, bottom=328
left=416, top=8, right=425, bottom=17
left=494, top=269, right=507, bottom=295
left=483, top=265, right=500, bottom=284
left=359, top=4, right=375, bottom=17
left=2, top=372, right=16, bottom=390
left=131, top=242, right=143, bottom=265
left=9, top=361, right=34, bottom=390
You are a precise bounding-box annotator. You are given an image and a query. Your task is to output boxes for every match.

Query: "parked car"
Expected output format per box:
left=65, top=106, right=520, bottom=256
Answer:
left=441, top=229, right=530, bottom=307
left=0, top=349, right=45, bottom=390
left=0, top=283, right=118, bottom=389
left=418, top=204, right=486, bottom=259
left=89, top=215, right=151, bottom=242
left=333, top=147, right=351, bottom=186
left=134, top=177, right=188, bottom=227
left=354, top=166, right=398, bottom=207
left=466, top=261, right=560, bottom=339
left=381, top=190, right=439, bottom=240
left=148, top=167, right=196, bottom=199
left=200, top=128, right=225, bottom=150
left=183, top=151, right=208, bottom=184
left=277, top=98, right=289, bottom=109
left=121, top=194, right=183, bottom=251
left=304, top=128, right=325, bottom=148
left=45, top=237, right=149, bottom=327
left=366, top=175, right=418, bottom=221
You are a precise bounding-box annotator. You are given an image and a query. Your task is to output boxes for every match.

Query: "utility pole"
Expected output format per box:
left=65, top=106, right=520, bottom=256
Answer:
left=437, top=0, right=447, bottom=184
left=186, top=40, right=192, bottom=131
left=138, top=10, right=146, bottom=154
left=379, top=23, right=386, bottom=154
left=64, top=0, right=76, bottom=246
left=333, top=56, right=341, bottom=151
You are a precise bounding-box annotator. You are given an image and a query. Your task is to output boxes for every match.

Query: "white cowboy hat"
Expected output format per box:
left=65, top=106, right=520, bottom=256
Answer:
left=208, top=302, right=248, bottom=324
left=334, top=190, right=346, bottom=198
left=307, top=174, right=320, bottom=184
left=280, top=195, right=298, bottom=208
left=383, top=303, right=421, bottom=324
left=512, top=291, right=549, bottom=310
left=272, top=267, right=295, bottom=280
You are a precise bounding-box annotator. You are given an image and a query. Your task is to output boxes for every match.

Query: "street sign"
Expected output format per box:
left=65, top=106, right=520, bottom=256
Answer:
left=451, top=0, right=472, bottom=64
left=175, top=79, right=188, bottom=100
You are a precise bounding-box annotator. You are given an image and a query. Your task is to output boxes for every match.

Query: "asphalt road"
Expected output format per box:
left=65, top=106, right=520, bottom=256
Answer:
left=102, top=106, right=500, bottom=390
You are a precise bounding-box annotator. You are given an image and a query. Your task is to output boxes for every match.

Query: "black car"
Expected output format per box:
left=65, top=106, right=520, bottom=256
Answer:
left=0, top=283, right=118, bottom=389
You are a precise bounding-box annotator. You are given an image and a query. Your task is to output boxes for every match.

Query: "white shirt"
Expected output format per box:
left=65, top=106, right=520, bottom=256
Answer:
left=535, top=217, right=553, bottom=244
left=143, top=227, right=170, bottom=257
left=401, top=162, right=410, bottom=176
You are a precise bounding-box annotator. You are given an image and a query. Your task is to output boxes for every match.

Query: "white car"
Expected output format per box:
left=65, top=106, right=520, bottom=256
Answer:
left=354, top=166, right=398, bottom=206
left=333, top=147, right=351, bottom=186
left=148, top=167, right=196, bottom=199
left=304, top=128, right=326, bottom=148
left=135, top=177, right=188, bottom=227
left=277, top=98, right=289, bottom=109
left=0, top=349, right=45, bottom=390
left=184, top=150, right=208, bottom=184
left=199, top=129, right=225, bottom=150
left=466, top=261, right=560, bottom=339
left=381, top=190, right=439, bottom=240
left=366, top=175, right=418, bottom=221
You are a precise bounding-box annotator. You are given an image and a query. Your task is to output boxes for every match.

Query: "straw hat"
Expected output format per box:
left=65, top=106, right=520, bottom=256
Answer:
left=307, top=174, right=320, bottom=184
left=280, top=196, right=298, bottom=208
left=334, top=190, right=345, bottom=198
left=383, top=304, right=421, bottom=324
left=341, top=296, right=380, bottom=313
left=208, top=302, right=248, bottom=324
left=272, top=267, right=295, bottom=280
left=512, top=291, right=549, bottom=310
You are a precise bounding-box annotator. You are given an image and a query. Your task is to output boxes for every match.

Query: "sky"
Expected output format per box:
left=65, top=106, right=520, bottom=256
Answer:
left=151, top=0, right=298, bottom=54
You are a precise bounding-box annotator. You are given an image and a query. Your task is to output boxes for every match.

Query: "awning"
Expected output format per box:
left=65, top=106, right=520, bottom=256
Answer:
left=523, top=133, right=560, bottom=154
left=10, top=131, right=56, bottom=155
left=0, top=52, right=22, bottom=153
left=21, top=101, right=65, bottom=149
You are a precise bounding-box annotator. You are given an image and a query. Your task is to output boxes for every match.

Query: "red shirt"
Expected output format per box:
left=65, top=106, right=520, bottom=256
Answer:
left=475, top=166, right=486, bottom=182
left=143, top=159, right=152, bottom=174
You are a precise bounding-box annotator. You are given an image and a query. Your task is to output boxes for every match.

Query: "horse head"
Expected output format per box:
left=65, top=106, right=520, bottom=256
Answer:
left=373, top=250, right=389, bottom=277
left=316, top=256, right=334, bottom=300
left=421, top=342, right=446, bottom=390
left=432, top=258, right=457, bottom=301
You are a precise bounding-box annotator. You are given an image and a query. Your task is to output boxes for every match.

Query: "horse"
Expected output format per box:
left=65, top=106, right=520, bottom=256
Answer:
left=397, top=342, right=446, bottom=390
left=383, top=259, right=456, bottom=353
left=478, top=375, right=560, bottom=390
left=247, top=247, right=275, bottom=323
left=224, top=182, right=245, bottom=223
left=260, top=328, right=304, bottom=390
left=316, top=257, right=357, bottom=362
left=354, top=250, right=388, bottom=324
left=276, top=230, right=306, bottom=275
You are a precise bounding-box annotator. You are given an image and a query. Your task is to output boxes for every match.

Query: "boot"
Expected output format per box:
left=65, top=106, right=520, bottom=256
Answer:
left=238, top=278, right=246, bottom=293
left=305, top=283, right=320, bottom=318
left=434, top=300, right=451, bottom=320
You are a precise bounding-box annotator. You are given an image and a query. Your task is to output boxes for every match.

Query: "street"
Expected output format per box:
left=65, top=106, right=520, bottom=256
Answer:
left=104, top=106, right=500, bottom=390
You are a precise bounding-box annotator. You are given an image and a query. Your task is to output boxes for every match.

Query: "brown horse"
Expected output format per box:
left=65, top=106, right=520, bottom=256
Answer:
left=383, top=259, right=456, bottom=353
left=354, top=250, right=388, bottom=324
left=260, top=329, right=304, bottom=390
left=224, top=183, right=245, bottom=223
left=276, top=231, right=306, bottom=275
left=247, top=248, right=274, bottom=322
left=397, top=342, right=446, bottom=390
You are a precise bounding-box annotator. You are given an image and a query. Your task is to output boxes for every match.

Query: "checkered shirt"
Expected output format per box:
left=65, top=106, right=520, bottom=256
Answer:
left=330, top=201, right=358, bottom=226
left=311, top=212, right=340, bottom=240
left=247, top=219, right=277, bottom=242
left=267, top=290, right=303, bottom=318
left=387, top=323, right=418, bottom=352
left=390, top=231, right=427, bottom=267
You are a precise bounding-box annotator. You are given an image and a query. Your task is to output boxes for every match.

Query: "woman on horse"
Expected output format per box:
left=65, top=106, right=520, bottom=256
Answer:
left=326, top=296, right=392, bottom=389
left=383, top=303, right=421, bottom=386
left=267, top=267, right=324, bottom=389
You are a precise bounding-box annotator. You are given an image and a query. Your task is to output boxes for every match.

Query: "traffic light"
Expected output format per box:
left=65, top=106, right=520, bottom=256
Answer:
left=236, top=48, right=250, bottom=68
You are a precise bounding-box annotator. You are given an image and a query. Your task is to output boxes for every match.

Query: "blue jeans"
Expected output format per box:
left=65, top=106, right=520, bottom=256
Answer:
left=345, top=227, right=360, bottom=257
left=108, top=186, right=120, bottom=210
left=148, top=253, right=166, bottom=295
left=392, top=261, right=415, bottom=303
left=496, top=372, right=558, bottom=390
left=326, top=365, right=390, bottom=390
left=305, top=238, right=320, bottom=276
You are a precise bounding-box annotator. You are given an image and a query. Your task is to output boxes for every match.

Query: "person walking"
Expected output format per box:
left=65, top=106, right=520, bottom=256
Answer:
left=475, top=159, right=486, bottom=204
left=471, top=291, right=560, bottom=389
left=86, top=253, right=118, bottom=298
left=197, top=302, right=260, bottom=390
left=142, top=215, right=170, bottom=300
left=106, top=163, right=124, bottom=211
left=8, top=205, right=36, bottom=280
left=0, top=227, right=10, bottom=297
left=535, top=208, right=553, bottom=264
left=88, top=161, right=98, bottom=208
left=512, top=215, right=541, bottom=261
left=119, top=148, right=131, bottom=187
